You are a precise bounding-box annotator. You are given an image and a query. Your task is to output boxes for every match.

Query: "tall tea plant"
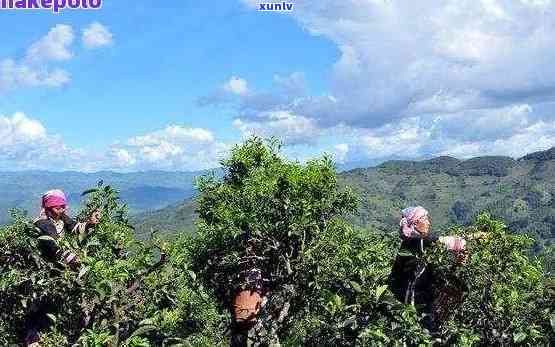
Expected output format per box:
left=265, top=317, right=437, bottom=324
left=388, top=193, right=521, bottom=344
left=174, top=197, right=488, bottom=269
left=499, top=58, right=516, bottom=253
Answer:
left=0, top=184, right=226, bottom=346
left=426, top=213, right=554, bottom=345
left=191, top=138, right=356, bottom=340
left=190, top=137, right=431, bottom=345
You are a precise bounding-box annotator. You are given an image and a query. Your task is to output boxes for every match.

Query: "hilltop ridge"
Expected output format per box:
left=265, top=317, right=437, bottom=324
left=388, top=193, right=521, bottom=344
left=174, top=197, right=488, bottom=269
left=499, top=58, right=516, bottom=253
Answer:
left=135, top=147, right=555, bottom=250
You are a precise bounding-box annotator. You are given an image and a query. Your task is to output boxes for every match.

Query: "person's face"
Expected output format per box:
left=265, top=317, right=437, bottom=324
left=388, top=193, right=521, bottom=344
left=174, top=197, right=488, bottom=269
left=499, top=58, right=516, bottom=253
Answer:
left=48, top=205, right=66, bottom=219
left=415, top=215, right=431, bottom=237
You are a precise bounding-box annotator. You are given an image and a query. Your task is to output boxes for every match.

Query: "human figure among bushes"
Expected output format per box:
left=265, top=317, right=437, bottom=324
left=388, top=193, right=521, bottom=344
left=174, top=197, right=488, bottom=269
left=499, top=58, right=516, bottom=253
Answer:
left=388, top=206, right=468, bottom=335
left=25, top=189, right=101, bottom=346
left=34, top=189, right=101, bottom=267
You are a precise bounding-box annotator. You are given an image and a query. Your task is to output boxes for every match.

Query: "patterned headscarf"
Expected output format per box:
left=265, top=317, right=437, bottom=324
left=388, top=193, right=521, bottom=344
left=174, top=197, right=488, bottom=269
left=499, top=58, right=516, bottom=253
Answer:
left=399, top=206, right=466, bottom=251
left=41, top=189, right=67, bottom=209
left=399, top=206, right=428, bottom=239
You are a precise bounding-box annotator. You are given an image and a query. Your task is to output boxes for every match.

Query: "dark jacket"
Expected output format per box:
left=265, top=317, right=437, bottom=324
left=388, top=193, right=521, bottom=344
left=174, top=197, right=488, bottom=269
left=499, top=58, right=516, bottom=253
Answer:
left=388, top=234, right=439, bottom=307
left=34, top=215, right=87, bottom=263
left=389, top=233, right=469, bottom=333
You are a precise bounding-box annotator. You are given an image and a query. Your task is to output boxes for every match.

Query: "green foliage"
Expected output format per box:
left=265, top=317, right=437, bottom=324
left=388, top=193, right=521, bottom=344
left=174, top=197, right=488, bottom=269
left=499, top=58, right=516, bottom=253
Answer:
left=1, top=138, right=553, bottom=346
left=189, top=138, right=553, bottom=345
left=193, top=138, right=357, bottom=302
left=283, top=224, right=431, bottom=346
left=424, top=213, right=553, bottom=345
left=0, top=183, right=226, bottom=346
left=141, top=148, right=555, bottom=261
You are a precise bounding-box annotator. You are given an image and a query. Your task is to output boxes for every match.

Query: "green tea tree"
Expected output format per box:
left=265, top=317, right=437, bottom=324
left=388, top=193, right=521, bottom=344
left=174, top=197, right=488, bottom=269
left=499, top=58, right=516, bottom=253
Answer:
left=0, top=183, right=226, bottom=346
left=426, top=213, right=554, bottom=346
left=190, top=137, right=430, bottom=346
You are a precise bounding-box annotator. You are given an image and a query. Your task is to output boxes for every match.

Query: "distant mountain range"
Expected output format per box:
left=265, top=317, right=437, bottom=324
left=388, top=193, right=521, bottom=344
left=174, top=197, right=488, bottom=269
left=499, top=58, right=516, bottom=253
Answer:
left=4, top=148, right=555, bottom=252
left=0, top=170, right=215, bottom=225
left=134, top=148, right=555, bottom=251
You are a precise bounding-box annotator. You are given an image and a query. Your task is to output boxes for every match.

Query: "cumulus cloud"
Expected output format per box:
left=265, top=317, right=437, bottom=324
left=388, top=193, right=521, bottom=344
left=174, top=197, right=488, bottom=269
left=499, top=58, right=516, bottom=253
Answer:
left=224, top=76, right=249, bottom=96
left=1, top=23, right=112, bottom=93
left=108, top=125, right=229, bottom=171
left=233, top=110, right=321, bottom=145
left=0, top=59, right=70, bottom=91
left=283, top=0, right=555, bottom=128
left=0, top=113, right=230, bottom=172
left=233, top=0, right=555, bottom=162
left=0, top=25, right=76, bottom=92
left=82, top=22, right=114, bottom=49
left=201, top=73, right=321, bottom=146
left=198, top=76, right=250, bottom=106
left=0, top=113, right=85, bottom=171
left=198, top=73, right=307, bottom=111
left=335, top=104, right=555, bottom=163
left=25, top=24, right=74, bottom=63
left=0, top=112, right=47, bottom=143
left=333, top=143, right=349, bottom=163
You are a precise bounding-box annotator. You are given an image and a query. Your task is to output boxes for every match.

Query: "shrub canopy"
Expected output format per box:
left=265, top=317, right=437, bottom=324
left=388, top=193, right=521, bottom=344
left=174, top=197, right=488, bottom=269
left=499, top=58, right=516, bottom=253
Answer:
left=0, top=138, right=553, bottom=346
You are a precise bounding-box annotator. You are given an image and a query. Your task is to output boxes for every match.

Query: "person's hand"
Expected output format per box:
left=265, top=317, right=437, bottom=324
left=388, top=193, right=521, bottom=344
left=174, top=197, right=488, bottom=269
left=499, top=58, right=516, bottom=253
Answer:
left=88, top=209, right=102, bottom=225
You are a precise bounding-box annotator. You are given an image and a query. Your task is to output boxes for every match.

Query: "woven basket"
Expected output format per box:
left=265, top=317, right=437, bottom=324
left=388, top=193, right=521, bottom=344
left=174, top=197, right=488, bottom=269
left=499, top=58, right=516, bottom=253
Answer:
left=233, top=290, right=264, bottom=323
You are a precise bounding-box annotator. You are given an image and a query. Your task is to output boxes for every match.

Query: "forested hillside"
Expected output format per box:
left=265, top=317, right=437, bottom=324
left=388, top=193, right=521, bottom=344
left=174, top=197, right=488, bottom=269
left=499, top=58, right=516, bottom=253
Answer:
left=136, top=148, right=555, bottom=252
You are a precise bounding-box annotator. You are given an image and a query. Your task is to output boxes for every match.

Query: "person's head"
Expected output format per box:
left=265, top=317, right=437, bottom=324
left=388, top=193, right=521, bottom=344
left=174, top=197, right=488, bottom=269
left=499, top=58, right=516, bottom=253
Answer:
left=41, top=189, right=67, bottom=220
left=400, top=206, right=431, bottom=239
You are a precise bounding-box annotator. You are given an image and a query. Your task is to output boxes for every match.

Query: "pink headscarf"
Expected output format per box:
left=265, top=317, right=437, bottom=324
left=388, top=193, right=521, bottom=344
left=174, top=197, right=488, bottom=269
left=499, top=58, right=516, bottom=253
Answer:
left=399, top=206, right=466, bottom=251
left=42, top=189, right=67, bottom=209
left=399, top=206, right=428, bottom=239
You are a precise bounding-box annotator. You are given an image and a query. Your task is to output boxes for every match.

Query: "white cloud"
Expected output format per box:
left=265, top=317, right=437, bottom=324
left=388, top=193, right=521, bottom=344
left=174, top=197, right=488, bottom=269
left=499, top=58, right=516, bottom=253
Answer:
left=273, top=72, right=307, bottom=97
left=240, top=0, right=555, bottom=120
left=0, top=25, right=76, bottom=92
left=233, top=0, right=555, bottom=164
left=294, top=0, right=555, bottom=128
left=233, top=110, right=321, bottom=145
left=25, top=24, right=74, bottom=63
left=435, top=104, right=533, bottom=142
left=110, top=125, right=229, bottom=171
left=0, top=59, right=71, bottom=91
left=0, top=112, right=47, bottom=144
left=520, top=0, right=552, bottom=8
left=197, top=76, right=252, bottom=106
left=0, top=113, right=85, bottom=171
left=334, top=103, right=555, bottom=163
left=223, top=76, right=249, bottom=96
left=0, top=113, right=230, bottom=172
left=1, top=23, right=111, bottom=93
left=199, top=72, right=307, bottom=111
left=82, top=22, right=114, bottom=49
left=334, top=143, right=349, bottom=163
left=110, top=148, right=136, bottom=167
left=2, top=110, right=555, bottom=172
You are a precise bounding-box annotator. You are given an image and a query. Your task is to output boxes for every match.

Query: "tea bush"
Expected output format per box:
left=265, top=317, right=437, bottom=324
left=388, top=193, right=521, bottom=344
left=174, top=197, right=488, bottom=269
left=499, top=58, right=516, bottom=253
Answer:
left=0, top=183, right=226, bottom=346
left=0, top=138, right=553, bottom=346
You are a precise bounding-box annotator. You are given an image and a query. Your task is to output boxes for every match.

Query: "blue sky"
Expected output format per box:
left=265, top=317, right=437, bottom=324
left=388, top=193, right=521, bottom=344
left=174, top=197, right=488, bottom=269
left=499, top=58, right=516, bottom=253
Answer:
left=2, top=0, right=555, bottom=171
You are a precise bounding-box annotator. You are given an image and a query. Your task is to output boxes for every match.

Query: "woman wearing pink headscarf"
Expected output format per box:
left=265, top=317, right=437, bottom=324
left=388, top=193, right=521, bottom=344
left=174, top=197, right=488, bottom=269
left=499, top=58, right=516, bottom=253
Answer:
left=388, top=206, right=468, bottom=334
left=34, top=189, right=101, bottom=265
left=26, top=189, right=101, bottom=346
